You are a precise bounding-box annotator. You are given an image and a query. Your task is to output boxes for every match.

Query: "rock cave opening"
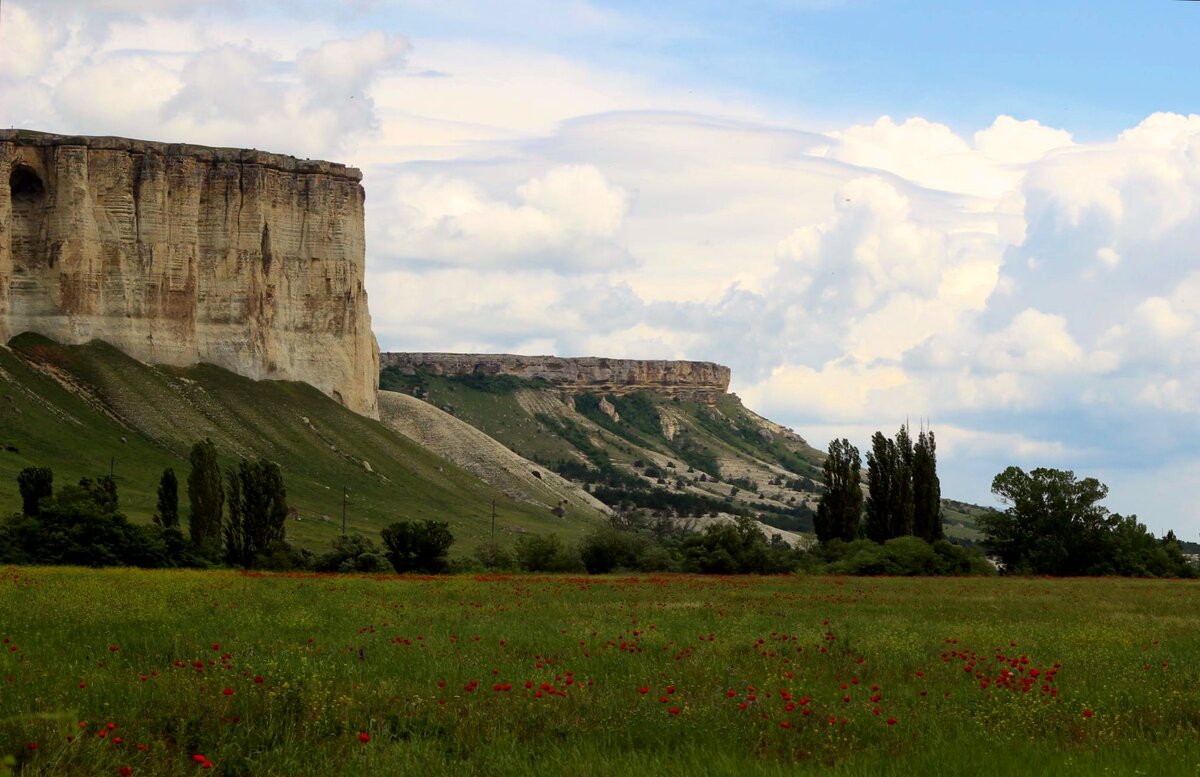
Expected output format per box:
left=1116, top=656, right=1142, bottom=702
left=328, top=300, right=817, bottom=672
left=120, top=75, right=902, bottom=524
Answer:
left=10, top=165, right=45, bottom=199
left=9, top=164, right=48, bottom=269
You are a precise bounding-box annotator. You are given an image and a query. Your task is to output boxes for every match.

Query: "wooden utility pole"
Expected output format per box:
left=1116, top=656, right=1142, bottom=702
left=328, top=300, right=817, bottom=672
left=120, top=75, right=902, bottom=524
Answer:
left=489, top=498, right=497, bottom=569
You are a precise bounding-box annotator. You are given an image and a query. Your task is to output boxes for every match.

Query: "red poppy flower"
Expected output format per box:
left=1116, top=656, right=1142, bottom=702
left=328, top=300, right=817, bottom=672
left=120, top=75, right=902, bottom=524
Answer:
left=359, top=732, right=370, bottom=743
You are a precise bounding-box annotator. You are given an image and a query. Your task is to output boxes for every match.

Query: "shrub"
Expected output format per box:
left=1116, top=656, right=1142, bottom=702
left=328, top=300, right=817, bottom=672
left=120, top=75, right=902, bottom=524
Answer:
left=514, top=533, right=582, bottom=572
left=817, top=537, right=995, bottom=577
left=680, top=516, right=801, bottom=574
left=381, top=520, right=455, bottom=573
left=473, top=542, right=517, bottom=571
left=316, top=534, right=389, bottom=573
left=579, top=526, right=648, bottom=573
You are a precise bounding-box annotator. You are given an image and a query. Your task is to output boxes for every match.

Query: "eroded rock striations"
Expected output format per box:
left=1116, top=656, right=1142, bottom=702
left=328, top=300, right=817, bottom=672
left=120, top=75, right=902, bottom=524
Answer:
left=0, top=130, right=379, bottom=417
left=381, top=352, right=731, bottom=403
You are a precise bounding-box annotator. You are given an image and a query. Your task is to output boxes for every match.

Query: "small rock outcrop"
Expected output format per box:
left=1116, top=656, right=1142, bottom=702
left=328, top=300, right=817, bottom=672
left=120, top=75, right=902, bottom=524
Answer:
left=380, top=352, right=732, bottom=404
left=0, top=130, right=379, bottom=417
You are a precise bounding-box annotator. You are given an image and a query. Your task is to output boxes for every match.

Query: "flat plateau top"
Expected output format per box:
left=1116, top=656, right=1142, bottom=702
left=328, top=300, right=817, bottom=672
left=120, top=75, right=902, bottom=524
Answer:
left=0, top=129, right=361, bottom=181
left=382, top=352, right=731, bottom=371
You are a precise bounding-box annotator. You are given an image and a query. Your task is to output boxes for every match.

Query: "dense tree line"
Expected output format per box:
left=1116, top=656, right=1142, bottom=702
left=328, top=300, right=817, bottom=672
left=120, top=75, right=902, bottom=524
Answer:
left=6, top=442, right=1191, bottom=579
left=2, top=468, right=199, bottom=568
left=470, top=513, right=802, bottom=575
left=0, top=445, right=465, bottom=575
left=979, top=467, right=1195, bottom=577
left=1, top=440, right=291, bottom=569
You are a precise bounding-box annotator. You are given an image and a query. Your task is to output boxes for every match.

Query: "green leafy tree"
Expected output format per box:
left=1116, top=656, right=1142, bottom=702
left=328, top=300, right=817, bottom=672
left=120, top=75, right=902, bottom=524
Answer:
left=187, top=439, right=224, bottom=558
left=579, top=525, right=648, bottom=573
left=154, top=468, right=179, bottom=529
left=982, top=467, right=1196, bottom=577
left=473, top=542, right=516, bottom=571
left=381, top=520, right=455, bottom=573
left=16, top=466, right=53, bottom=516
left=223, top=459, right=289, bottom=569
left=78, top=475, right=118, bottom=513
left=680, top=515, right=799, bottom=574
left=912, top=429, right=942, bottom=542
left=891, top=425, right=915, bottom=538
left=514, top=532, right=582, bottom=572
left=815, top=438, right=863, bottom=543
left=864, top=432, right=896, bottom=542
left=981, top=467, right=1114, bottom=575
left=316, top=534, right=389, bottom=573
left=223, top=470, right=244, bottom=566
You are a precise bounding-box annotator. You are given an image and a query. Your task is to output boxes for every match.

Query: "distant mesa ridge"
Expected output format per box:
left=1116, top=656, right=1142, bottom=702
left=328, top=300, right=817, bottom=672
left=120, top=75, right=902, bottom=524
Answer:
left=0, top=129, right=379, bottom=417
left=380, top=352, right=732, bottom=402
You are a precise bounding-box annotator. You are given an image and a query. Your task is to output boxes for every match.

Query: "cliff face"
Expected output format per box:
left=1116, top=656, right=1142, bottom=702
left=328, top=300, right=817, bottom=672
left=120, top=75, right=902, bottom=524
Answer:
left=0, top=130, right=379, bottom=417
left=380, top=352, right=731, bottom=403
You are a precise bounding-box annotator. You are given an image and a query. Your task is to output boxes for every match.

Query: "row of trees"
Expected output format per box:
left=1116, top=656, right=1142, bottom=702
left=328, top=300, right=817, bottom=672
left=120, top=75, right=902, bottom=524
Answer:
left=812, top=426, right=1194, bottom=577
left=3, top=468, right=200, bottom=568
left=3, top=449, right=466, bottom=575
left=3, top=440, right=291, bottom=569
left=815, top=425, right=943, bottom=545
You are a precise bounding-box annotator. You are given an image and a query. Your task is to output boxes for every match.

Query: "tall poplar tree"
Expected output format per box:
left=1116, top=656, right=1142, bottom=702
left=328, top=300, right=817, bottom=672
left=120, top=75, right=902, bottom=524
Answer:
left=154, top=468, right=179, bottom=529
left=17, top=467, right=53, bottom=517
left=223, top=458, right=289, bottom=568
left=815, top=438, right=863, bottom=543
left=864, top=432, right=895, bottom=543
left=912, top=429, right=943, bottom=541
left=187, top=439, right=224, bottom=559
left=892, top=424, right=915, bottom=538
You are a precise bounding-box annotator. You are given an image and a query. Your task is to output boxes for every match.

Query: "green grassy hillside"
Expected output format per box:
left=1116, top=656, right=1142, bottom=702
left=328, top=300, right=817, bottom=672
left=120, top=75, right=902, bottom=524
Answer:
left=0, top=335, right=597, bottom=553
left=380, top=366, right=995, bottom=544
left=380, top=367, right=826, bottom=536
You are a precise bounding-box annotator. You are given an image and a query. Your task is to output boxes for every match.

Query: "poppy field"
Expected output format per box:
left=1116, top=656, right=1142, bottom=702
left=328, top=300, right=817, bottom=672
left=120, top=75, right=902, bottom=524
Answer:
left=2, top=568, right=1198, bottom=776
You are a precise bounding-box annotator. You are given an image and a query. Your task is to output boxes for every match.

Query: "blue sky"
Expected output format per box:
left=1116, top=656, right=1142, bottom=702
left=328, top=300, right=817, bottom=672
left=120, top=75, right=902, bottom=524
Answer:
left=4, top=0, right=1200, bottom=536
left=362, top=0, right=1200, bottom=137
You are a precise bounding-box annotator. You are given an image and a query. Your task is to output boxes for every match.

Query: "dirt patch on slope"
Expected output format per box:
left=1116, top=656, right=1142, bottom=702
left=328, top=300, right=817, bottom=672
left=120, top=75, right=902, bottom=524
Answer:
left=378, top=390, right=609, bottom=519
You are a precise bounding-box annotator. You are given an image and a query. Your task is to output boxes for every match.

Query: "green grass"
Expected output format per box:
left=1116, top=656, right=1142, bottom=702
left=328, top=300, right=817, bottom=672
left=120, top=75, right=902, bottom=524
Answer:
left=381, top=369, right=584, bottom=465
left=381, top=369, right=827, bottom=480
left=381, top=368, right=1001, bottom=543
left=0, top=337, right=594, bottom=553
left=1, top=569, right=1198, bottom=775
